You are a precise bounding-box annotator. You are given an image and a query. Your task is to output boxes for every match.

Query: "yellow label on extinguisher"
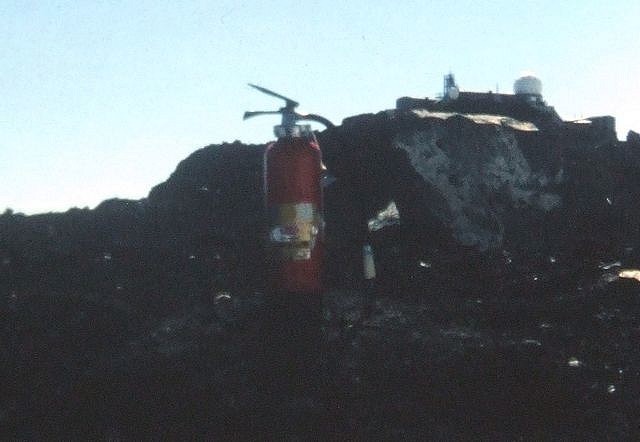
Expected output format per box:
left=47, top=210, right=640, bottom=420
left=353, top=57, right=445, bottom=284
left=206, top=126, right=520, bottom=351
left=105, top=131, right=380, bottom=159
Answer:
left=269, top=202, right=322, bottom=261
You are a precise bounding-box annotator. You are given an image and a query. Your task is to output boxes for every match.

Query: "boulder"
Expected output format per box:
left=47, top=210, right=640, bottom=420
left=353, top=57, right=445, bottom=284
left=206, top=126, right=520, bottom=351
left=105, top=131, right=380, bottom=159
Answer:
left=627, top=129, right=640, bottom=146
left=319, top=110, right=640, bottom=263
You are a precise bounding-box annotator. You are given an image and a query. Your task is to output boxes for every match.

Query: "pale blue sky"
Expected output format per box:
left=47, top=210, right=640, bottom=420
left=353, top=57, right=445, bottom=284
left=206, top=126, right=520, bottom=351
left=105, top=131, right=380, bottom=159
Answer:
left=1, top=0, right=638, bottom=214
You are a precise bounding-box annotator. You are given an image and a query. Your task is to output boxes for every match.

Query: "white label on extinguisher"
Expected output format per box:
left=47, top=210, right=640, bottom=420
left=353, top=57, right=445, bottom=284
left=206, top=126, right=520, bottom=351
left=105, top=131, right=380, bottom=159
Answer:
left=269, top=202, right=322, bottom=261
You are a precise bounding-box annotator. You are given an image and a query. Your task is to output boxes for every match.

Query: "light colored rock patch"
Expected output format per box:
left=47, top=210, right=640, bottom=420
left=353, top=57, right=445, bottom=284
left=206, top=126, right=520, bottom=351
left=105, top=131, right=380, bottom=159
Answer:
left=394, top=123, right=561, bottom=250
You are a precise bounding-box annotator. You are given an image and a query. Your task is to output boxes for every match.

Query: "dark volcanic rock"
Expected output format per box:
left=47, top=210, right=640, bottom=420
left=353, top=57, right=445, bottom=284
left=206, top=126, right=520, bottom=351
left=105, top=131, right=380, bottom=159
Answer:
left=322, top=111, right=562, bottom=253
left=2, top=110, right=640, bottom=439
left=628, top=130, right=640, bottom=147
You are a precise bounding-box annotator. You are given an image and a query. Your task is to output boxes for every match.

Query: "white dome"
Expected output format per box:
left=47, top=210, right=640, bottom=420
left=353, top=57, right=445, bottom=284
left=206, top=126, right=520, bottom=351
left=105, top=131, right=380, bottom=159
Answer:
left=514, top=75, right=542, bottom=95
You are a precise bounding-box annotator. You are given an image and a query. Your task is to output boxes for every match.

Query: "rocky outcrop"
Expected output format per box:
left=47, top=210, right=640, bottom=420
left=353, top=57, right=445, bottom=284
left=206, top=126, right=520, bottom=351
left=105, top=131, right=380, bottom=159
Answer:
left=320, top=109, right=640, bottom=269
left=3, top=108, right=640, bottom=439
left=392, top=112, right=560, bottom=250
left=3, top=110, right=638, bottom=286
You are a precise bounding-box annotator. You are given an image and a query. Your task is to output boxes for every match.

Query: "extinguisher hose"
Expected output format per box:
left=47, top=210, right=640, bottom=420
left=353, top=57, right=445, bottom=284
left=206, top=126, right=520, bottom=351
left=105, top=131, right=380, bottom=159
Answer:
left=299, top=113, right=335, bottom=129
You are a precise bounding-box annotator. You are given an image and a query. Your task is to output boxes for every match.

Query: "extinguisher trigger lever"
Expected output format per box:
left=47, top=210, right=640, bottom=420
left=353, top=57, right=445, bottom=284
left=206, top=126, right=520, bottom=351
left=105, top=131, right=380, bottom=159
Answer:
left=247, top=84, right=299, bottom=110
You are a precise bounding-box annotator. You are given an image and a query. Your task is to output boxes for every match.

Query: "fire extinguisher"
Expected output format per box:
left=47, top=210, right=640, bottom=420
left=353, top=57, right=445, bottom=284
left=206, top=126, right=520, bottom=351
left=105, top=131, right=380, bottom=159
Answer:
left=244, top=84, right=334, bottom=297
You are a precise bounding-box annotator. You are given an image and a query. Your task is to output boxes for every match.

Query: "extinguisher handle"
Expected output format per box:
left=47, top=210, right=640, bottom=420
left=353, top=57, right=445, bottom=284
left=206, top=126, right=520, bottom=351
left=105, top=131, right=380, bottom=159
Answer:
left=244, top=83, right=334, bottom=130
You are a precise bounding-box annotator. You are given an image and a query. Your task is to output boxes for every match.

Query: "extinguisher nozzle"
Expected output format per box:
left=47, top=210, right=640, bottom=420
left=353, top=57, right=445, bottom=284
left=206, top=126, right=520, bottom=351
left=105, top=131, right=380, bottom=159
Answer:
left=243, top=110, right=282, bottom=120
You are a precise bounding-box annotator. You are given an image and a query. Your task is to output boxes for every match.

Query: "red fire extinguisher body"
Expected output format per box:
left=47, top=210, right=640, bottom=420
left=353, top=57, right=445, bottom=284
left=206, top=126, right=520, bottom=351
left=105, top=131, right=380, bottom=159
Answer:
left=244, top=83, right=333, bottom=298
left=265, top=132, right=324, bottom=295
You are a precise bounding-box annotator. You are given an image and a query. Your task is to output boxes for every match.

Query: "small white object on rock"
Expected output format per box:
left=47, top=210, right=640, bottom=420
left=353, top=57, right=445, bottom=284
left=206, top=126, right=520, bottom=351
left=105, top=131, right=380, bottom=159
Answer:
left=568, top=357, right=582, bottom=368
left=215, top=291, right=232, bottom=303
left=619, top=269, right=640, bottom=282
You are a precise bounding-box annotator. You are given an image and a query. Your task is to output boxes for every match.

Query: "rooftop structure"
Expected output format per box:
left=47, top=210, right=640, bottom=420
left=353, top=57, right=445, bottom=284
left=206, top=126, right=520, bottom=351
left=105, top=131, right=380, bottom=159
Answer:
left=397, top=73, right=562, bottom=130
left=396, top=72, right=617, bottom=141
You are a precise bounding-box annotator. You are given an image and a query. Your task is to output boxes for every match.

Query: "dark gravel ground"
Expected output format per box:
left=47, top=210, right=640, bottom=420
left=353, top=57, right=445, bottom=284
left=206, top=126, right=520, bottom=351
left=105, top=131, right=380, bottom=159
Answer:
left=2, top=250, right=640, bottom=440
